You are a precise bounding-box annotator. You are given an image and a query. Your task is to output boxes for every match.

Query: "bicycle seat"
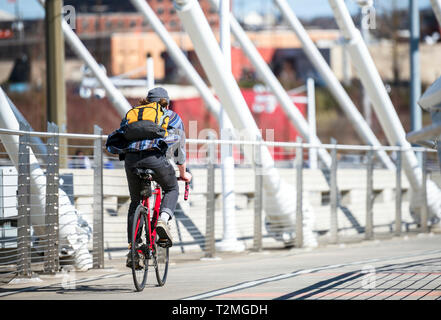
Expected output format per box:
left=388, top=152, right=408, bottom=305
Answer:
left=133, top=168, right=156, bottom=181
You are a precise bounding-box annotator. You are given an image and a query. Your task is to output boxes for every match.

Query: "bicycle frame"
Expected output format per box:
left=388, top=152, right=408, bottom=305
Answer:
left=144, top=185, right=162, bottom=251
left=133, top=184, right=162, bottom=255
left=133, top=178, right=189, bottom=255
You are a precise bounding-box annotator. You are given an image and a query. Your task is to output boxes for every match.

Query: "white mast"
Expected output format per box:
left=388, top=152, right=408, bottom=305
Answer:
left=328, top=0, right=441, bottom=222
left=174, top=0, right=318, bottom=247
left=273, top=0, right=394, bottom=170
left=217, top=0, right=244, bottom=252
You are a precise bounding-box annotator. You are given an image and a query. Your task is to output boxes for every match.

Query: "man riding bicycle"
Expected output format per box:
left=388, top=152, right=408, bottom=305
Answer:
left=106, top=87, right=192, bottom=268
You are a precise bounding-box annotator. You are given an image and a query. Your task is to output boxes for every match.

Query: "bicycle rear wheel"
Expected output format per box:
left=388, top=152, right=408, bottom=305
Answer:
left=154, top=236, right=169, bottom=286
left=131, top=205, right=149, bottom=292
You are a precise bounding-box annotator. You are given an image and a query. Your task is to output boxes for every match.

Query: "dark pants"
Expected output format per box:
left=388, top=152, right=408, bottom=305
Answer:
left=124, top=150, right=179, bottom=244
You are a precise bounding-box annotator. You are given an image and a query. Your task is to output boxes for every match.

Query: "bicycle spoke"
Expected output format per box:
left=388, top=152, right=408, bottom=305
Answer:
left=131, top=205, right=149, bottom=291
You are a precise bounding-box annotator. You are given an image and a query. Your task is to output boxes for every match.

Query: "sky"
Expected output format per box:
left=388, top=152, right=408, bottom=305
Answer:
left=0, top=0, right=434, bottom=21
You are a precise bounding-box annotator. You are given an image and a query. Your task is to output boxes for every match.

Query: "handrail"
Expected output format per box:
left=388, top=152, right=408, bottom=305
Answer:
left=0, top=127, right=436, bottom=153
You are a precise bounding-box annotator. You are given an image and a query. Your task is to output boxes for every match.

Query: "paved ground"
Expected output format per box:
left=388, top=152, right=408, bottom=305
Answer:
left=1, top=233, right=441, bottom=300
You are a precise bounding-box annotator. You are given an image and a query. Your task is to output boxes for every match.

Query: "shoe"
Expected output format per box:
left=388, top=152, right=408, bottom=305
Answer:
left=156, top=220, right=173, bottom=248
left=126, top=250, right=140, bottom=269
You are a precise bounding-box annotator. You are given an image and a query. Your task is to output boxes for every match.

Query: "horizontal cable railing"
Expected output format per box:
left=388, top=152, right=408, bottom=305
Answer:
left=0, top=126, right=440, bottom=284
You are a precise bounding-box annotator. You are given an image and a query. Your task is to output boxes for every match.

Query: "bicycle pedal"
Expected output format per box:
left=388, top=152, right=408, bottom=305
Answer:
left=157, top=239, right=172, bottom=248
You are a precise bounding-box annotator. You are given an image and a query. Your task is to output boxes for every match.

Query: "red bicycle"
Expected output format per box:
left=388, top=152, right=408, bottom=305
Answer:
left=130, top=168, right=189, bottom=291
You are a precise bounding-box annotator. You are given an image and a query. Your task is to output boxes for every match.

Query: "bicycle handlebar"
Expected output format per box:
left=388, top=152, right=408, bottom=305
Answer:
left=177, top=178, right=190, bottom=201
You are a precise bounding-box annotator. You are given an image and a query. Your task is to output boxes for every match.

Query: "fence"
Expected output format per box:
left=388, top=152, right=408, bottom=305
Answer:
left=0, top=125, right=440, bottom=283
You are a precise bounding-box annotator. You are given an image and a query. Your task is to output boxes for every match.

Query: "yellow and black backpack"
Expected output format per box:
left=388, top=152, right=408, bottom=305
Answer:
left=123, top=101, right=170, bottom=142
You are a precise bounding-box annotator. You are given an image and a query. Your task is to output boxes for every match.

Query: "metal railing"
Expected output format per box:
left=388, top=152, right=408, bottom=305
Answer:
left=0, top=125, right=440, bottom=283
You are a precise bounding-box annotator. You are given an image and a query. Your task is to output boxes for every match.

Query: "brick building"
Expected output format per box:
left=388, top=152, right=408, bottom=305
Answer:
left=71, top=0, right=219, bottom=35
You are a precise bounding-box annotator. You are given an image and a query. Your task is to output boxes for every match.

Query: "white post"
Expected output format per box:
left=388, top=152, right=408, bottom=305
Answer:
left=328, top=0, right=441, bottom=222
left=273, top=0, right=394, bottom=170
left=216, top=0, right=244, bottom=252
left=342, top=42, right=352, bottom=86
left=0, top=88, right=93, bottom=270
left=431, top=0, right=441, bottom=26
left=307, top=78, right=317, bottom=169
left=174, top=0, right=318, bottom=248
left=359, top=1, right=372, bottom=128
left=146, top=53, right=155, bottom=91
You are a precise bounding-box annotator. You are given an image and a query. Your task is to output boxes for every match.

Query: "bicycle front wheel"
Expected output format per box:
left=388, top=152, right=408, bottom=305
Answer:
left=131, top=205, right=149, bottom=292
left=154, top=236, right=169, bottom=286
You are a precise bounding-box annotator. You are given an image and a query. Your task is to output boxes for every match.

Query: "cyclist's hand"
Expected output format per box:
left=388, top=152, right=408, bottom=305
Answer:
left=180, top=172, right=192, bottom=182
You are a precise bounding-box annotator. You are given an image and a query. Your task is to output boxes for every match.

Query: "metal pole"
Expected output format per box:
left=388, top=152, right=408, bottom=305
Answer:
left=342, top=43, right=351, bottom=86
left=410, top=0, right=422, bottom=165
left=44, top=122, right=59, bottom=274
left=437, top=138, right=441, bottom=173
left=307, top=78, right=317, bottom=170
left=253, top=140, right=263, bottom=251
left=296, top=137, right=304, bottom=248
left=330, top=138, right=338, bottom=243
left=365, top=148, right=374, bottom=240
left=220, top=0, right=231, bottom=70
left=217, top=0, right=243, bottom=253
left=220, top=0, right=334, bottom=168
left=273, top=0, right=394, bottom=170
left=17, top=122, right=31, bottom=277
left=93, top=125, right=104, bottom=268
left=6, top=95, right=48, bottom=161
left=205, top=137, right=216, bottom=258
left=328, top=0, right=423, bottom=190
left=174, top=0, right=319, bottom=248
left=421, top=151, right=429, bottom=233
left=45, top=0, right=67, bottom=167
left=360, top=3, right=372, bottom=128
left=410, top=0, right=422, bottom=131
left=146, top=53, right=154, bottom=91
left=395, top=147, right=402, bottom=236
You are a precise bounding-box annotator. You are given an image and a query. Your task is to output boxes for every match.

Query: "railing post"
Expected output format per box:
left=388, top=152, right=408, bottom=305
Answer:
left=295, top=137, right=303, bottom=248
left=436, top=138, right=441, bottom=174
left=365, top=148, right=374, bottom=240
left=44, top=122, right=59, bottom=274
left=421, top=150, right=429, bottom=233
left=17, top=122, right=31, bottom=277
left=330, top=138, right=338, bottom=244
left=93, top=125, right=104, bottom=268
left=395, top=146, right=402, bottom=236
left=205, top=136, right=216, bottom=258
left=253, top=139, right=263, bottom=252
